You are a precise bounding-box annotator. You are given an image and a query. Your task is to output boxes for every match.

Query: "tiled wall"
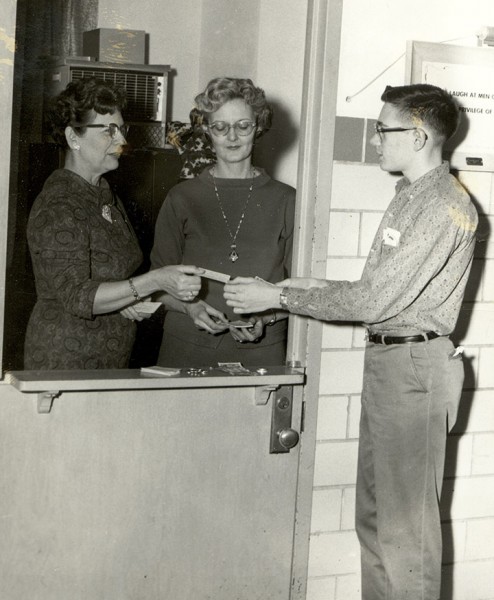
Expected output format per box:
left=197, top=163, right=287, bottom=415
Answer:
left=305, top=117, right=494, bottom=600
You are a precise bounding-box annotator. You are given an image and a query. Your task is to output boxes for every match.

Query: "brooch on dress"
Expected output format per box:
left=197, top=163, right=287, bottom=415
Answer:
left=101, top=204, right=113, bottom=223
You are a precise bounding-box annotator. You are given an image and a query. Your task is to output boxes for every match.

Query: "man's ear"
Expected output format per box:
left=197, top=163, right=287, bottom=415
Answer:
left=65, top=126, right=80, bottom=150
left=413, top=128, right=428, bottom=151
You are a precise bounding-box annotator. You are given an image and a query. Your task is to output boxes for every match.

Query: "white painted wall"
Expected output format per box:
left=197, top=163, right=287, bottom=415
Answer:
left=256, top=0, right=308, bottom=185
left=337, top=0, right=494, bottom=119
left=198, top=0, right=260, bottom=88
left=98, top=0, right=203, bottom=122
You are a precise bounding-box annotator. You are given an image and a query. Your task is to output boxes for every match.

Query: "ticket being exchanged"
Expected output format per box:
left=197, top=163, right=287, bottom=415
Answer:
left=135, top=301, right=162, bottom=314
left=200, top=268, right=231, bottom=283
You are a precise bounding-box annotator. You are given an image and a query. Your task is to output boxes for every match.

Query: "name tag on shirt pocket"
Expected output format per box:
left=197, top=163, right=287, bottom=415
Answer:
left=383, top=227, right=401, bottom=247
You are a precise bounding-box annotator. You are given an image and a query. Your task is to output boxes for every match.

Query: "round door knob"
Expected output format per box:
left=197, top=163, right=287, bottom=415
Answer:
left=278, top=428, right=300, bottom=449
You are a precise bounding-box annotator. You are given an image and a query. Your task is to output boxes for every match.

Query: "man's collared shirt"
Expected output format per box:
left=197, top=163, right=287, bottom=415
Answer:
left=285, top=162, right=478, bottom=335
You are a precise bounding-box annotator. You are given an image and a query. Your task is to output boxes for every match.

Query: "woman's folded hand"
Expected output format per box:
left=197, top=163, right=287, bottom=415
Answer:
left=184, top=300, right=230, bottom=334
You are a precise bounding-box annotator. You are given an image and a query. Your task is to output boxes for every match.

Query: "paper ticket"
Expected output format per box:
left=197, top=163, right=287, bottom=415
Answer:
left=201, top=268, right=231, bottom=283
left=135, top=301, right=162, bottom=314
left=254, top=276, right=278, bottom=287
left=228, top=320, right=254, bottom=329
left=141, top=366, right=181, bottom=377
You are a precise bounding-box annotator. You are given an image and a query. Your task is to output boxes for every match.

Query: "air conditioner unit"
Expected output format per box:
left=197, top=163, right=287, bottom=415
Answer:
left=44, top=58, right=171, bottom=149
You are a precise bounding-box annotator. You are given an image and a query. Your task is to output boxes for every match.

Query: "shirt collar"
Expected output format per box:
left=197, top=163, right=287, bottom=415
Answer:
left=395, top=161, right=450, bottom=195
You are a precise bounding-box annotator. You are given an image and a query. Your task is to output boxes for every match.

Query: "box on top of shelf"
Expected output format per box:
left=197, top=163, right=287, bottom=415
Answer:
left=83, top=28, right=146, bottom=64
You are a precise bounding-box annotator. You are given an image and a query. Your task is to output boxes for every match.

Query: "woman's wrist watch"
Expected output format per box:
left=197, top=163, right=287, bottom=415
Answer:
left=279, top=288, right=289, bottom=310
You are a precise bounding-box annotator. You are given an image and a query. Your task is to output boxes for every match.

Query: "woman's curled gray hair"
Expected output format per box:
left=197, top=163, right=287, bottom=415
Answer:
left=194, top=77, right=273, bottom=136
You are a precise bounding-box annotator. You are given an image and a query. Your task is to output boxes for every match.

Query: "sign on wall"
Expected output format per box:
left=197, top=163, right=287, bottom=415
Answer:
left=407, top=40, right=494, bottom=172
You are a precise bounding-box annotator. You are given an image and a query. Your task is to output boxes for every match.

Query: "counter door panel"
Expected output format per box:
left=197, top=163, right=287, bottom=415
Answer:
left=0, top=384, right=303, bottom=600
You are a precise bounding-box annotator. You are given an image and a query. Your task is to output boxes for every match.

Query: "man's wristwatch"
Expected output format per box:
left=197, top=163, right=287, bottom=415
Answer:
left=279, top=288, right=289, bottom=310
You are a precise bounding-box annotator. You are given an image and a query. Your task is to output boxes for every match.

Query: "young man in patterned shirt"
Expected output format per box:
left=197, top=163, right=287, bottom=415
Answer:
left=224, top=83, right=479, bottom=600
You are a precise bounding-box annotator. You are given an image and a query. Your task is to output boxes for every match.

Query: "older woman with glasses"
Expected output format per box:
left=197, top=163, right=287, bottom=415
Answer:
left=150, top=77, right=295, bottom=368
left=24, top=78, right=202, bottom=370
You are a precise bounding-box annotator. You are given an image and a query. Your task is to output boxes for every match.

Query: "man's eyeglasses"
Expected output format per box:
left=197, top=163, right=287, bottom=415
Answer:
left=208, top=119, right=257, bottom=137
left=374, top=123, right=427, bottom=141
left=72, top=123, right=129, bottom=139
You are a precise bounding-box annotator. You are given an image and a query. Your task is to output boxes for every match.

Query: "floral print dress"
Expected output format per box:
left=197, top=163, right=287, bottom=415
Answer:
left=24, top=169, right=143, bottom=370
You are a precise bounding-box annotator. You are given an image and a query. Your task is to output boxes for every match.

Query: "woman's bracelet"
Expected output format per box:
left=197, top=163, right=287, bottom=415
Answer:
left=128, top=278, right=142, bottom=302
left=266, top=309, right=277, bottom=326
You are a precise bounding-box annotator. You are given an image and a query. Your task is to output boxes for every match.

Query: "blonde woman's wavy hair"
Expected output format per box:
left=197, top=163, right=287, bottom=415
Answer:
left=194, top=77, right=273, bottom=137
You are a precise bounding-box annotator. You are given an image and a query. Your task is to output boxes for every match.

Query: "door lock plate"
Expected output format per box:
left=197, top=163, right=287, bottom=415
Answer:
left=270, top=386, right=300, bottom=454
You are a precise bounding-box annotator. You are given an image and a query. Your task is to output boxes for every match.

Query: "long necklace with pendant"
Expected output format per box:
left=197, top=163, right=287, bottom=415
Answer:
left=212, top=168, right=254, bottom=262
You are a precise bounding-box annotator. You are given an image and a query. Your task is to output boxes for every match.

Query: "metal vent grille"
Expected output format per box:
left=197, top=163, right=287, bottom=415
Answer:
left=70, top=68, right=162, bottom=122
left=127, top=122, right=166, bottom=150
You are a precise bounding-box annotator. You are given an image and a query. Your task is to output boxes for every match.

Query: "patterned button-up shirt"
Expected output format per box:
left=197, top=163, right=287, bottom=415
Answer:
left=285, top=162, right=478, bottom=335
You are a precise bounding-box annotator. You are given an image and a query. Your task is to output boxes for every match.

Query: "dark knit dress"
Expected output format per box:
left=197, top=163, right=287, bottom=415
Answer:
left=25, top=169, right=143, bottom=370
left=150, top=168, right=295, bottom=367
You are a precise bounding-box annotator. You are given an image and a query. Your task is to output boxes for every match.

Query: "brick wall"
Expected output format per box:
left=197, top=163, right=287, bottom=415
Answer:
left=305, top=117, right=494, bottom=600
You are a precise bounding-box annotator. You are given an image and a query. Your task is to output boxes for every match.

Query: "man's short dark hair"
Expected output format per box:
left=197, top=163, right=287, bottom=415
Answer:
left=381, top=83, right=460, bottom=141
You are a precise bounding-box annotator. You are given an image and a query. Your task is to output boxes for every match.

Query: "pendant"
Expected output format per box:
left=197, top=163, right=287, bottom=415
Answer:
left=229, top=245, right=239, bottom=262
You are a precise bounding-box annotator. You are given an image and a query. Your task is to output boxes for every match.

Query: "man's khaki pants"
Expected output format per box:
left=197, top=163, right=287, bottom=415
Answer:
left=356, top=336, right=464, bottom=600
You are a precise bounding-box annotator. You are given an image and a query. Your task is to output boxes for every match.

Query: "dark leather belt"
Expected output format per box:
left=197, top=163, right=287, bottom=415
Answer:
left=368, top=331, right=440, bottom=345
